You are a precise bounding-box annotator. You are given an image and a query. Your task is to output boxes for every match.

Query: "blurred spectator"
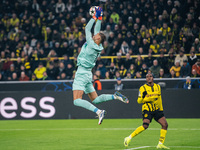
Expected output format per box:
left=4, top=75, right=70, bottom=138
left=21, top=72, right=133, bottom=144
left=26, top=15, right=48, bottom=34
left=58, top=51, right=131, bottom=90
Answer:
left=4, top=64, right=15, bottom=80
left=192, top=59, right=200, bottom=76
left=55, top=0, right=65, bottom=14
left=119, top=65, right=127, bottom=78
left=19, top=71, right=30, bottom=81
left=188, top=51, right=198, bottom=67
left=11, top=72, right=18, bottom=81
left=124, top=53, right=133, bottom=69
left=0, top=73, right=4, bottom=81
left=170, top=60, right=181, bottom=77
left=121, top=41, right=129, bottom=55
left=114, top=52, right=124, bottom=69
left=125, top=72, right=132, bottom=79
left=169, top=69, right=177, bottom=78
left=114, top=71, right=121, bottom=79
left=114, top=77, right=123, bottom=90
left=129, top=40, right=138, bottom=55
left=47, top=62, right=57, bottom=80
left=56, top=61, right=66, bottom=80
left=105, top=71, right=110, bottom=79
left=149, top=59, right=161, bottom=78
left=134, top=71, right=142, bottom=78
left=110, top=11, right=119, bottom=24
left=128, top=64, right=136, bottom=77
left=93, top=74, right=102, bottom=91
left=42, top=72, right=50, bottom=80
left=175, top=50, right=188, bottom=66
left=134, top=55, right=143, bottom=71
left=34, top=62, right=46, bottom=80
left=23, top=44, right=33, bottom=56
left=180, top=60, right=191, bottom=78
left=108, top=62, right=118, bottom=79
left=144, top=53, right=154, bottom=68
left=59, top=72, right=67, bottom=80
left=157, top=52, right=168, bottom=74
left=2, top=55, right=13, bottom=71
left=65, top=63, right=74, bottom=79
left=191, top=69, right=199, bottom=78
left=140, top=63, right=149, bottom=78
left=150, top=39, right=160, bottom=54
left=183, top=76, right=194, bottom=89
left=158, top=68, right=168, bottom=78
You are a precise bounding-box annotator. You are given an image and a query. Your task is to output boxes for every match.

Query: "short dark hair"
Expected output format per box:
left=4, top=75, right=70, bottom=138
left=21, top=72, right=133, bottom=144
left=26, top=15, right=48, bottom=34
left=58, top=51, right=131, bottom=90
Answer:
left=99, top=32, right=106, bottom=44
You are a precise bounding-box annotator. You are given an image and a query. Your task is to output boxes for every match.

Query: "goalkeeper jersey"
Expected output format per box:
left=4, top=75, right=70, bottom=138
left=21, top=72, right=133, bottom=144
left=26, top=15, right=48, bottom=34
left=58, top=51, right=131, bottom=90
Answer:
left=77, top=19, right=103, bottom=69
left=137, top=83, right=163, bottom=112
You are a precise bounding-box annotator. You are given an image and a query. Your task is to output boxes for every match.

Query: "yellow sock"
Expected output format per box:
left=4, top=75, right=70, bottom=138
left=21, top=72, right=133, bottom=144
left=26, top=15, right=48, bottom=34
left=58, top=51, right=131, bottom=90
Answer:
left=159, top=129, right=167, bottom=144
left=130, top=126, right=145, bottom=139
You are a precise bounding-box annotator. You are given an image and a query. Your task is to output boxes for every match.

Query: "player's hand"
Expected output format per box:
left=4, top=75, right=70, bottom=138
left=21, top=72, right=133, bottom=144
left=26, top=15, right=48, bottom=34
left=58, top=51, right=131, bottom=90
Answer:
left=93, top=6, right=103, bottom=20
left=142, top=91, right=147, bottom=98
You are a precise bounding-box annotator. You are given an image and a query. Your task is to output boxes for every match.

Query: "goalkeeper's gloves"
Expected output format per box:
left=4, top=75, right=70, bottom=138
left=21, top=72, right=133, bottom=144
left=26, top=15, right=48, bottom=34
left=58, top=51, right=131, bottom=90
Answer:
left=142, top=91, right=147, bottom=99
left=93, top=6, right=103, bottom=20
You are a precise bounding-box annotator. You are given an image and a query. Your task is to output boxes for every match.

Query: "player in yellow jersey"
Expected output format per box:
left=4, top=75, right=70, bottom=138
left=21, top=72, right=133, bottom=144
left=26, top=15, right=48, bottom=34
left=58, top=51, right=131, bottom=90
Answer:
left=124, top=73, right=169, bottom=149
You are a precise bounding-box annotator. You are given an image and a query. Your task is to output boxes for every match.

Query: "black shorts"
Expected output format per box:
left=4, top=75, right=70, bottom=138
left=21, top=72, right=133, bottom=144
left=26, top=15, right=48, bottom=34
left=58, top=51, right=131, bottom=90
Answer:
left=142, top=110, right=164, bottom=122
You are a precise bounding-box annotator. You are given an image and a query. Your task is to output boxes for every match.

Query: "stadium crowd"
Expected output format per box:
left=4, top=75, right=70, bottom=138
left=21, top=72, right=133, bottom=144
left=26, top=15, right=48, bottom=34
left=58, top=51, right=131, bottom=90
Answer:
left=0, top=0, right=200, bottom=81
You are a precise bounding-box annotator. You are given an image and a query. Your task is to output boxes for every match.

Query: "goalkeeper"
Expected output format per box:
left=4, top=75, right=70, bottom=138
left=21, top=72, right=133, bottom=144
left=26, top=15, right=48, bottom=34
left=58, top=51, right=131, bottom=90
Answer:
left=124, top=73, right=169, bottom=149
left=72, top=7, right=129, bottom=125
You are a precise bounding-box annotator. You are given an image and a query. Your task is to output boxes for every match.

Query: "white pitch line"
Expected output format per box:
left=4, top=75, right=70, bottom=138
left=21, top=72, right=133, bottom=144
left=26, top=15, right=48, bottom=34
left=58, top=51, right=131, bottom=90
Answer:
left=125, top=146, right=200, bottom=150
left=0, top=128, right=200, bottom=131
left=170, top=146, right=200, bottom=148
left=125, top=146, right=151, bottom=150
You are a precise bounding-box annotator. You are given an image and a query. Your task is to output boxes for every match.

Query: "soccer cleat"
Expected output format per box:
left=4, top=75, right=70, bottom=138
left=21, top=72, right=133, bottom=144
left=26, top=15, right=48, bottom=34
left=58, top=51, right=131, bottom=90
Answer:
left=98, top=110, right=106, bottom=125
left=124, top=137, right=131, bottom=147
left=156, top=143, right=170, bottom=149
left=114, top=91, right=129, bottom=103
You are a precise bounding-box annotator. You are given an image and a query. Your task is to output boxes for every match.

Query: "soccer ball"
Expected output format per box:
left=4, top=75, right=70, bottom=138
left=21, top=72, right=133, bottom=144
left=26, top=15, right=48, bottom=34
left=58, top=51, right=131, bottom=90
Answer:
left=89, top=6, right=96, bottom=16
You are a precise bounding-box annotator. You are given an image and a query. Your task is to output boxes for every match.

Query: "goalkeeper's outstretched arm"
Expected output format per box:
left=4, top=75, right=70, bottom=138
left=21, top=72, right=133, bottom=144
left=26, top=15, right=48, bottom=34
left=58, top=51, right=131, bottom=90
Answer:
left=85, top=19, right=95, bottom=42
left=94, top=20, right=101, bottom=35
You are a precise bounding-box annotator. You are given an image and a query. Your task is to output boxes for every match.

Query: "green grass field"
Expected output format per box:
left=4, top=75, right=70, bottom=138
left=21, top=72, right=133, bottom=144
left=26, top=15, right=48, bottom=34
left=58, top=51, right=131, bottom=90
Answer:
left=0, top=119, right=200, bottom=150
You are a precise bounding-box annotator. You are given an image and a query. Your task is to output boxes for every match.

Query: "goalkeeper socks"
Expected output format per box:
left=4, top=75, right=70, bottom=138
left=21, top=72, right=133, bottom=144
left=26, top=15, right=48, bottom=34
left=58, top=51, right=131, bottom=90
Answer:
left=92, top=94, right=114, bottom=104
left=159, top=129, right=167, bottom=144
left=129, top=126, right=145, bottom=139
left=74, top=99, right=99, bottom=113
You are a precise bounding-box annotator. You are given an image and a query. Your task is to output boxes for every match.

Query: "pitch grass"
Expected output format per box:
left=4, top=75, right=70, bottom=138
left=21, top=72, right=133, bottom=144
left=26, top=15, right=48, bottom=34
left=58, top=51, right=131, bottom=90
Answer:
left=0, top=119, right=200, bottom=150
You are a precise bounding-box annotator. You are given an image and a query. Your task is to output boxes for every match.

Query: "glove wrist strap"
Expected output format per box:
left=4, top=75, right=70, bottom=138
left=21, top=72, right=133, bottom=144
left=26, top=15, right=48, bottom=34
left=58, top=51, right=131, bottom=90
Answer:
left=98, top=16, right=102, bottom=20
left=93, top=16, right=97, bottom=20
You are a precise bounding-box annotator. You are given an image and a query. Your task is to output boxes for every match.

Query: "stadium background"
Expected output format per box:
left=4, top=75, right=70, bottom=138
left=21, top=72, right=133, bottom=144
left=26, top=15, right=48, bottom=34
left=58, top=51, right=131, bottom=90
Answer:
left=0, top=1, right=200, bottom=150
left=0, top=0, right=200, bottom=81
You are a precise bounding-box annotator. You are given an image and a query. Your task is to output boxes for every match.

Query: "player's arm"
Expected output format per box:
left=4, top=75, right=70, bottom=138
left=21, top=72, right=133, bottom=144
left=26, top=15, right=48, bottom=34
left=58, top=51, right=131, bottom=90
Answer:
left=137, top=87, right=145, bottom=104
left=137, top=86, right=159, bottom=104
left=94, top=7, right=103, bottom=35
left=94, top=20, right=101, bottom=35
left=85, top=19, right=95, bottom=42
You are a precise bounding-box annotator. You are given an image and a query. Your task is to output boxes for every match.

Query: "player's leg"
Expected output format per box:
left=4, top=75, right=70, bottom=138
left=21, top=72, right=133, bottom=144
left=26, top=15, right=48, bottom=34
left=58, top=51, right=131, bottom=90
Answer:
left=73, top=71, right=101, bottom=115
left=73, top=90, right=99, bottom=113
left=91, top=91, right=129, bottom=104
left=87, top=91, right=106, bottom=125
left=156, top=113, right=170, bottom=149
left=124, top=111, right=152, bottom=147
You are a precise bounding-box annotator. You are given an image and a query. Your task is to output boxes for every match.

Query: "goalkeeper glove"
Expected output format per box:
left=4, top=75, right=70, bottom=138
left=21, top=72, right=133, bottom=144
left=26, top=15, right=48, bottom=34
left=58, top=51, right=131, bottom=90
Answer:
left=93, top=6, right=103, bottom=20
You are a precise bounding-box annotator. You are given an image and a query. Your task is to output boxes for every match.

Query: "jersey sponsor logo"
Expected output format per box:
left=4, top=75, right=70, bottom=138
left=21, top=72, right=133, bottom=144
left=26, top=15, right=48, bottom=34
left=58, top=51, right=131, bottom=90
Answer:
left=144, top=113, right=148, bottom=117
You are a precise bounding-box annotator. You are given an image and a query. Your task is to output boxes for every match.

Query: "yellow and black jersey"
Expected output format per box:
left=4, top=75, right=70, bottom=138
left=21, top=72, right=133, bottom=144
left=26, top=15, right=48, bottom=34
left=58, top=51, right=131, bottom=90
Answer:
left=137, top=83, right=163, bottom=112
